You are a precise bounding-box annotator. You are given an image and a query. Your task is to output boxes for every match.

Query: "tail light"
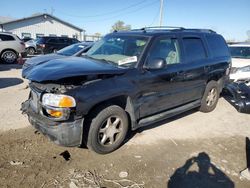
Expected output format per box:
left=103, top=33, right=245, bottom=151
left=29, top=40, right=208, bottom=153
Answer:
left=40, top=44, right=46, bottom=48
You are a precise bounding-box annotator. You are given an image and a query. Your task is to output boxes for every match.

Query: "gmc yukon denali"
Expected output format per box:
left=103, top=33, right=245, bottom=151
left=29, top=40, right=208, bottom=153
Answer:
left=21, top=27, right=231, bottom=154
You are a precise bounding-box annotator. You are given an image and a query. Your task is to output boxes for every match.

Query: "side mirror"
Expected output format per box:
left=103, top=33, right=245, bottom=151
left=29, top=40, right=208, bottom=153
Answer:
left=144, top=58, right=166, bottom=70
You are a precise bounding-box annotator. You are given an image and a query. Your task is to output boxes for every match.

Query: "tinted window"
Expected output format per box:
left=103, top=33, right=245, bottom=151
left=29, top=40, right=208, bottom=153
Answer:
left=0, top=34, right=15, bottom=41
left=58, top=38, right=68, bottom=43
left=148, top=38, right=180, bottom=65
left=229, top=46, right=250, bottom=59
left=206, top=35, right=229, bottom=57
left=36, top=37, right=45, bottom=44
left=183, top=38, right=206, bottom=62
left=47, top=38, right=58, bottom=43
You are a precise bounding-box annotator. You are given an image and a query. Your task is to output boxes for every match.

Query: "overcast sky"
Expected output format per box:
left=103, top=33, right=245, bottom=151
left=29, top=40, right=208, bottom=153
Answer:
left=0, top=0, right=249, bottom=41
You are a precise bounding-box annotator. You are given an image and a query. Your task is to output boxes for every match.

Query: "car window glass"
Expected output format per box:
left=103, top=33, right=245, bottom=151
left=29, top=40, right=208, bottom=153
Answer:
left=48, top=38, right=58, bottom=43
left=206, top=35, right=229, bottom=57
left=183, top=37, right=206, bottom=62
left=147, top=38, right=180, bottom=65
left=0, top=34, right=15, bottom=41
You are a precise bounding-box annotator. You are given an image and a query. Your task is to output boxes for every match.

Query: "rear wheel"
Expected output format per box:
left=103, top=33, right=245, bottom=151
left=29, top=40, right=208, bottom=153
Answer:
left=200, top=81, right=219, bottom=112
left=27, top=47, right=35, bottom=55
left=1, top=50, right=17, bottom=64
left=85, top=105, right=128, bottom=154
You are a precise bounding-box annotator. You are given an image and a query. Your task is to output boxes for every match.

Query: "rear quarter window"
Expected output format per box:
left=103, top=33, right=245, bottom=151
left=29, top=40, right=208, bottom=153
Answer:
left=206, top=34, right=230, bottom=57
left=0, top=34, right=15, bottom=41
left=183, top=37, right=207, bottom=62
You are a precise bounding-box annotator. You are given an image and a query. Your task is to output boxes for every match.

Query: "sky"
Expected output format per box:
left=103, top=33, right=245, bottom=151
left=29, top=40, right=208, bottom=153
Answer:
left=0, top=0, right=249, bottom=41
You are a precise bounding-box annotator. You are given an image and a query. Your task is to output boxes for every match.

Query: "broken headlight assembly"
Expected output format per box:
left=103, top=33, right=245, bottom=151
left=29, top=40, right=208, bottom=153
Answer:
left=42, top=93, right=76, bottom=119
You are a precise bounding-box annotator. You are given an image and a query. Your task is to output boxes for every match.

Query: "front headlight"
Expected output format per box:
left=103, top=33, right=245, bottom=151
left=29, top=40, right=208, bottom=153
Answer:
left=42, top=93, right=76, bottom=108
left=236, top=65, right=250, bottom=73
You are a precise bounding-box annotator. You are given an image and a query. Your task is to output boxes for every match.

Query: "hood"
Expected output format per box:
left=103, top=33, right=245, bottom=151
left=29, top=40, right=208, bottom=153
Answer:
left=232, top=58, right=250, bottom=68
left=24, top=56, right=127, bottom=83
left=22, top=54, right=66, bottom=77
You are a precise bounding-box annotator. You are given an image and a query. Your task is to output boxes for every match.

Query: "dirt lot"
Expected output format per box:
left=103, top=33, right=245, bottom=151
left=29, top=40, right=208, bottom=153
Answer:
left=0, top=64, right=250, bottom=188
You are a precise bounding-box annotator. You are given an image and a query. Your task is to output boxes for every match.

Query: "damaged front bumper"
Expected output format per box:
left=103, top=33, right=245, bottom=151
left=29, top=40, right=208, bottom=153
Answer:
left=21, top=99, right=84, bottom=147
left=224, top=82, right=250, bottom=114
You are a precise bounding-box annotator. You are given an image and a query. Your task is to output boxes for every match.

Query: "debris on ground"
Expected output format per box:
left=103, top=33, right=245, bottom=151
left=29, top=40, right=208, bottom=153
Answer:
left=43, top=169, right=144, bottom=188
left=60, top=150, right=71, bottom=161
left=9, top=160, right=23, bottom=166
left=119, top=171, right=128, bottom=178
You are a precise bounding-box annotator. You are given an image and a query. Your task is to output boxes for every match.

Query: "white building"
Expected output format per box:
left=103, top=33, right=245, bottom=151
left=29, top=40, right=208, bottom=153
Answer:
left=0, top=14, right=84, bottom=40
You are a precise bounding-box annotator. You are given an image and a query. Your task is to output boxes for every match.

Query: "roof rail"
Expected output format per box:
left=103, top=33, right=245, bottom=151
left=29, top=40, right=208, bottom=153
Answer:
left=139, top=26, right=185, bottom=30
left=182, top=29, right=216, bottom=33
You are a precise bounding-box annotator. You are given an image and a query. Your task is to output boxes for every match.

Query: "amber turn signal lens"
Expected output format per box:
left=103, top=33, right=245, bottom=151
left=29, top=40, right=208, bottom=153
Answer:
left=59, top=96, right=75, bottom=108
left=47, top=109, right=62, bottom=118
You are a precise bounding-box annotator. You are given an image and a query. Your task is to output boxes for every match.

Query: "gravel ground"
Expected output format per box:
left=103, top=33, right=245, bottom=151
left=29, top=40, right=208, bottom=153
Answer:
left=0, top=64, right=250, bottom=188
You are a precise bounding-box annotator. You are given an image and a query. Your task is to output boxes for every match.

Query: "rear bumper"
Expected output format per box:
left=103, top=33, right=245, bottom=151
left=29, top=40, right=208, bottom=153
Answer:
left=21, top=100, right=84, bottom=147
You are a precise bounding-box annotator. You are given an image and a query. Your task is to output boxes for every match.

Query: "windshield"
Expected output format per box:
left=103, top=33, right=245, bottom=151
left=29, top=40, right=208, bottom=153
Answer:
left=230, top=46, right=250, bottom=59
left=85, top=35, right=149, bottom=67
left=57, top=43, right=87, bottom=56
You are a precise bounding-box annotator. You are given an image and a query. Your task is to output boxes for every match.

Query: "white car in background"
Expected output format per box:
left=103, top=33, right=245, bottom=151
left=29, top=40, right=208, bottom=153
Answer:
left=229, top=43, right=250, bottom=86
left=0, top=32, right=26, bottom=63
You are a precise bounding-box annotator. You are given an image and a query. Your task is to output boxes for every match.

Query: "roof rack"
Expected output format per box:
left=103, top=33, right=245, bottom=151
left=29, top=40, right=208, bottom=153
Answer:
left=130, top=26, right=216, bottom=33
left=182, top=29, right=216, bottom=33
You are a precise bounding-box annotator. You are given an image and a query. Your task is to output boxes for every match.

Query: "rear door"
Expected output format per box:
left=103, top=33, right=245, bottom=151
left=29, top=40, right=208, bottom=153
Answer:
left=177, top=36, right=209, bottom=102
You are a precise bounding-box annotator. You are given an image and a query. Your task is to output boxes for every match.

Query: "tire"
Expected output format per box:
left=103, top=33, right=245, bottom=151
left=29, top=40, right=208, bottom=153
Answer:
left=27, top=47, right=35, bottom=55
left=85, top=105, right=129, bottom=154
left=1, top=50, right=17, bottom=64
left=199, top=81, right=219, bottom=113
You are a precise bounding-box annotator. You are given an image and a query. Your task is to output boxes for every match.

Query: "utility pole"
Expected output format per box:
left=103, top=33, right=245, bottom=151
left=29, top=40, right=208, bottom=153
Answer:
left=159, top=0, right=164, bottom=26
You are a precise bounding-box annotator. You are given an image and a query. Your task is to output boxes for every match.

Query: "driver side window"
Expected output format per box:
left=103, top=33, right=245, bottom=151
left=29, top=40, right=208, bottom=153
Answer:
left=148, top=38, right=180, bottom=65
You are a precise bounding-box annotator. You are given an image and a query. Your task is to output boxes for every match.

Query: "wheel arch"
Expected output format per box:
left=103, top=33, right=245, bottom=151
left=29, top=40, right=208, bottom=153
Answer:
left=0, top=48, right=18, bottom=56
left=84, top=95, right=137, bottom=131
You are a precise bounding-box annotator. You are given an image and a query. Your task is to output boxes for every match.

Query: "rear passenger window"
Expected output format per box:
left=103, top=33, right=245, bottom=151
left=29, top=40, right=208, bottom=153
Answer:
left=148, top=38, right=180, bottom=65
left=183, top=38, right=206, bottom=62
left=0, top=34, right=15, bottom=41
left=206, top=35, right=230, bottom=57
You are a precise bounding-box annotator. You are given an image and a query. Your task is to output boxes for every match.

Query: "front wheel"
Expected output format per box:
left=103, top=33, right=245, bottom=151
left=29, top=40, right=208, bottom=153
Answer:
left=85, top=105, right=128, bottom=154
left=200, top=81, right=219, bottom=113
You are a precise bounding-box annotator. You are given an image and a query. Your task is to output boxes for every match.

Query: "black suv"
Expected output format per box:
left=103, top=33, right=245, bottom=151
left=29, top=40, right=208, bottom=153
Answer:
left=22, top=27, right=231, bottom=154
left=36, top=36, right=79, bottom=54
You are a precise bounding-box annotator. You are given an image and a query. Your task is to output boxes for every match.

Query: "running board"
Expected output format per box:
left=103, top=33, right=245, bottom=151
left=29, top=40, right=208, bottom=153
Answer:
left=138, top=100, right=201, bottom=128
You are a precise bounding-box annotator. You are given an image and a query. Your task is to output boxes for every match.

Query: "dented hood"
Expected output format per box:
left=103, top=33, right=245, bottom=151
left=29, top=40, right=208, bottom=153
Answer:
left=24, top=57, right=127, bottom=83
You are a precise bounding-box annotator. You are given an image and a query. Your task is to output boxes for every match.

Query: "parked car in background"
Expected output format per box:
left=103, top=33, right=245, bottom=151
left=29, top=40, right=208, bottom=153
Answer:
left=22, top=27, right=231, bottom=154
left=22, top=41, right=93, bottom=76
left=22, top=37, right=34, bottom=42
left=0, top=32, right=26, bottom=63
left=229, top=43, right=250, bottom=86
left=25, top=39, right=38, bottom=55
left=36, top=36, right=79, bottom=54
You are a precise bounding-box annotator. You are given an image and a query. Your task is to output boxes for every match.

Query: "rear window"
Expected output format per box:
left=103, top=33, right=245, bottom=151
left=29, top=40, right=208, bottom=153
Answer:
left=36, top=37, right=45, bottom=44
left=206, top=34, right=229, bottom=57
left=0, top=34, right=15, bottom=41
left=183, top=37, right=207, bottom=62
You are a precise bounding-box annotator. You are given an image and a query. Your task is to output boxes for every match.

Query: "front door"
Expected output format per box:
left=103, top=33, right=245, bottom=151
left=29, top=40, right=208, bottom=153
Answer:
left=137, top=36, right=187, bottom=118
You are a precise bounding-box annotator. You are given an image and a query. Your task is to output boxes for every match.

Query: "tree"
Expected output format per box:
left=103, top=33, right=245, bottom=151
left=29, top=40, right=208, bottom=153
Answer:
left=110, top=21, right=131, bottom=32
